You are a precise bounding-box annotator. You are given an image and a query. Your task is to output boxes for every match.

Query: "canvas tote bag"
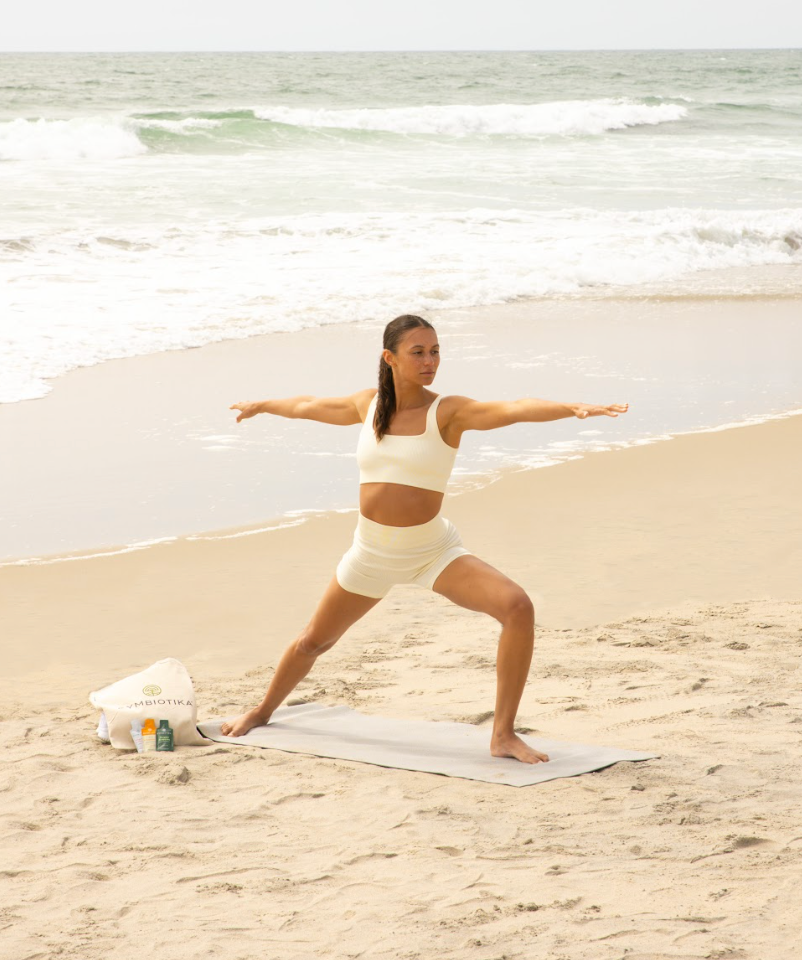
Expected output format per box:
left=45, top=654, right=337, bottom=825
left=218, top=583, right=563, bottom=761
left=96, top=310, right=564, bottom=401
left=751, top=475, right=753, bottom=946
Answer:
left=90, top=658, right=209, bottom=749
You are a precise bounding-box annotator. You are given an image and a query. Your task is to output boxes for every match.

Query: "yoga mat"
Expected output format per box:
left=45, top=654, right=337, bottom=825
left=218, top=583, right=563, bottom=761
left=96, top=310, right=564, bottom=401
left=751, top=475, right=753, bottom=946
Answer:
left=198, top=703, right=657, bottom=786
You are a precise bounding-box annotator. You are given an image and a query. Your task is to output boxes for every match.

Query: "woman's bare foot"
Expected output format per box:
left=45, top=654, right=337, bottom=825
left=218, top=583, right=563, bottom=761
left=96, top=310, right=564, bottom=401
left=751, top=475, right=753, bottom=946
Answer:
left=220, top=707, right=272, bottom=738
left=491, top=732, right=549, bottom=764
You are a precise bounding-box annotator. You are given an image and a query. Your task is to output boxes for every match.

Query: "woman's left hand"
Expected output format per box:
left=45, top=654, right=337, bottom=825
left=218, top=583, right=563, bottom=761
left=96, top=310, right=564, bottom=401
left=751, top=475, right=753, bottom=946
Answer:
left=573, top=402, right=629, bottom=419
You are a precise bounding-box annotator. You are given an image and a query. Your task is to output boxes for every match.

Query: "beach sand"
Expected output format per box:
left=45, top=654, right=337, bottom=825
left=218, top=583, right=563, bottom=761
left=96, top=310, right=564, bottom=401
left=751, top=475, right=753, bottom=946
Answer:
left=2, top=362, right=801, bottom=957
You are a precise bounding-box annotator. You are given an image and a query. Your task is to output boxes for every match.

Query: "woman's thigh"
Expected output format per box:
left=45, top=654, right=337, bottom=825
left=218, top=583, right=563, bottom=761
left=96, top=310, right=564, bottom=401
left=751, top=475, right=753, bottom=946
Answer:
left=301, top=576, right=382, bottom=651
left=431, top=554, right=532, bottom=622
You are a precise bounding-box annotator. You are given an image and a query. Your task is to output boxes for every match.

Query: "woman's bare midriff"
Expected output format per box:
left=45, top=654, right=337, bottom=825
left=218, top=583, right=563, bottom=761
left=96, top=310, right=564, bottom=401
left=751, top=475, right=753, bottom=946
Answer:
left=359, top=482, right=444, bottom=526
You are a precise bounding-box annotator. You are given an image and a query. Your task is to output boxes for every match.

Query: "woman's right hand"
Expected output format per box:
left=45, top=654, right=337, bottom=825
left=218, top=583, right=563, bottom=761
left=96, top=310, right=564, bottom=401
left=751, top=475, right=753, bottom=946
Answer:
left=230, top=402, right=262, bottom=423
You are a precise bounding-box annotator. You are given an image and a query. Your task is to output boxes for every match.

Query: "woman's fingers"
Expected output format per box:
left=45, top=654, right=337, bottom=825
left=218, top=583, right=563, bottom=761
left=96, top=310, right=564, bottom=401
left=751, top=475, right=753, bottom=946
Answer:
left=576, top=402, right=629, bottom=418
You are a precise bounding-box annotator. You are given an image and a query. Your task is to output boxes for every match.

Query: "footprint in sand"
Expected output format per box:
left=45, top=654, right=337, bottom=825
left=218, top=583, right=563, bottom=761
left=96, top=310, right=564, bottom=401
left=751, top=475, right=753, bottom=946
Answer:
left=459, top=710, right=494, bottom=725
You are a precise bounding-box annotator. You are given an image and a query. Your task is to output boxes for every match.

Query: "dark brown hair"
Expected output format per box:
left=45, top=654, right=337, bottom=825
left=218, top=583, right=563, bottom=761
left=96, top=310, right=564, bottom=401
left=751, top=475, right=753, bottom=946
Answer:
left=374, top=314, right=435, bottom=441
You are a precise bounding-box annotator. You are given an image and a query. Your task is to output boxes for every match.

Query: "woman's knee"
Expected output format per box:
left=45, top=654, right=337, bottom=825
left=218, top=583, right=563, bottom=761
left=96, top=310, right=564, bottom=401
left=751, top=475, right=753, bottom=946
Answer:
left=295, top=626, right=338, bottom=658
left=501, top=589, right=535, bottom=628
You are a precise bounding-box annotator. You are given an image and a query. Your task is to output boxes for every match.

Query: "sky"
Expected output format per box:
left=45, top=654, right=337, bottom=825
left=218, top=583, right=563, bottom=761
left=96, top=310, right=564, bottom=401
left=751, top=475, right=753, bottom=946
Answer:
left=3, top=0, right=802, bottom=52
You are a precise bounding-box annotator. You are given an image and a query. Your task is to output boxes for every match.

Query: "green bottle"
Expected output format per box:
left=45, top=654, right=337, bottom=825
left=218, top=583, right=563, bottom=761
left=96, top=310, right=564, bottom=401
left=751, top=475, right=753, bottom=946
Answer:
left=155, top=719, right=174, bottom=752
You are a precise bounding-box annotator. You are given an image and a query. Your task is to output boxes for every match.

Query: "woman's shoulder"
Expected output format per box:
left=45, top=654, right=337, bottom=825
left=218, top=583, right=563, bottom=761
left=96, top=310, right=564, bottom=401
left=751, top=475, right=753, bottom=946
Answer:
left=435, top=394, right=474, bottom=416
left=432, top=395, right=475, bottom=434
left=354, top=388, right=379, bottom=420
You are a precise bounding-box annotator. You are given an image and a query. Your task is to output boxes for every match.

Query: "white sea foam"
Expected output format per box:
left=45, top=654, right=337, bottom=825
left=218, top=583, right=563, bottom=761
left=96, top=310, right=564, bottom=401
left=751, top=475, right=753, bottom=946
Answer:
left=0, top=536, right=177, bottom=567
left=254, top=99, right=687, bottom=137
left=678, top=407, right=802, bottom=434
left=185, top=518, right=308, bottom=541
left=133, top=117, right=223, bottom=134
left=0, top=117, right=147, bottom=161
left=185, top=506, right=356, bottom=543
left=1, top=207, right=800, bottom=404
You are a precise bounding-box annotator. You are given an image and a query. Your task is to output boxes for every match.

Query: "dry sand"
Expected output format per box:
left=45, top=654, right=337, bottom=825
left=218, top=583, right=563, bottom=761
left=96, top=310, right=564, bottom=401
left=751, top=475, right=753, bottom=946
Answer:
left=2, top=595, right=801, bottom=959
left=2, top=407, right=802, bottom=958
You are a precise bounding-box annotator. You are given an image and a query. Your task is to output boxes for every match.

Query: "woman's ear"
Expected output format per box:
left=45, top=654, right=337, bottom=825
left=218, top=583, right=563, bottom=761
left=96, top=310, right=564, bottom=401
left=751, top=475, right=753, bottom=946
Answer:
left=382, top=349, right=394, bottom=368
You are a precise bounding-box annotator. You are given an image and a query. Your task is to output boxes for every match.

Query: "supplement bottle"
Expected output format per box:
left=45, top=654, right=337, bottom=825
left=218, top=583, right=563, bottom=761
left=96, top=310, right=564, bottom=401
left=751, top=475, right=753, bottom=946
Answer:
left=156, top=719, right=174, bottom=752
left=141, top=718, right=157, bottom=752
left=130, top=719, right=144, bottom=753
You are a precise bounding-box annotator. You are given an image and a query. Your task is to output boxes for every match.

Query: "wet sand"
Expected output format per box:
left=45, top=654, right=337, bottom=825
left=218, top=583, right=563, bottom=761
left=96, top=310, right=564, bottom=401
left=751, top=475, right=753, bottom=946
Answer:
left=3, top=294, right=801, bottom=562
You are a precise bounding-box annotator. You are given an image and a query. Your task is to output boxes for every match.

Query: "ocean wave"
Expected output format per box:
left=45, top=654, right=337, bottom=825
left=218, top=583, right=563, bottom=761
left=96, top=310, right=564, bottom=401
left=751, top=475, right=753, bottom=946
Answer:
left=0, top=99, right=689, bottom=161
left=0, top=116, right=147, bottom=161
left=252, top=99, right=687, bottom=137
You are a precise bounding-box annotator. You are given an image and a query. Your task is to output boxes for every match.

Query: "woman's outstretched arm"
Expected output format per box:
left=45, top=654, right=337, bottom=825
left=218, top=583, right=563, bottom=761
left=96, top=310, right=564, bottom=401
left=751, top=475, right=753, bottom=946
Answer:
left=444, top=396, right=629, bottom=437
left=231, top=388, right=376, bottom=426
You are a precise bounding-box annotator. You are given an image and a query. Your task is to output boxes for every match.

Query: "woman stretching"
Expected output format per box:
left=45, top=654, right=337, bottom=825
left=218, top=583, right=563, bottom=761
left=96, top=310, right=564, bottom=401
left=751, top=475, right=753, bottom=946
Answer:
left=223, top=314, right=628, bottom=764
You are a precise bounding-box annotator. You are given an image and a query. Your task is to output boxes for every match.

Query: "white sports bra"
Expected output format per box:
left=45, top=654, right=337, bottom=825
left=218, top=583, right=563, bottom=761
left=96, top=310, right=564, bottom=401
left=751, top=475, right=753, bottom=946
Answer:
left=356, top=395, right=458, bottom=494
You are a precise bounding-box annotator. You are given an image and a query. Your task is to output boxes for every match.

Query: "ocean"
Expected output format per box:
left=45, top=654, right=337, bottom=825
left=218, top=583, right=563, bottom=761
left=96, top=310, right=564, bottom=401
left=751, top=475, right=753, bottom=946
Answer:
left=1, top=50, right=801, bottom=560
left=3, top=50, right=802, bottom=403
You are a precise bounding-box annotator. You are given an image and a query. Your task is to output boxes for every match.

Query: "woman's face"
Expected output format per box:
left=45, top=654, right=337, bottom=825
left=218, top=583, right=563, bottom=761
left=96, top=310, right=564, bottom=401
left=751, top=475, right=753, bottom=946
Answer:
left=385, top=327, right=440, bottom=386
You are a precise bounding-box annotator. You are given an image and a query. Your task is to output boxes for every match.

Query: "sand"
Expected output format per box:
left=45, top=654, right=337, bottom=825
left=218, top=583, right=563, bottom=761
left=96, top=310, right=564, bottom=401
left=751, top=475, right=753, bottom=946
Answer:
left=2, top=388, right=802, bottom=957
left=2, top=595, right=801, bottom=959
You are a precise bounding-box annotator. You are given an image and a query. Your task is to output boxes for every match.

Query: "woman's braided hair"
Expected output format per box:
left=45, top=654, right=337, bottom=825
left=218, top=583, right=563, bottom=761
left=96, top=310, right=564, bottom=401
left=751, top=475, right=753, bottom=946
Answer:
left=374, top=314, right=435, bottom=441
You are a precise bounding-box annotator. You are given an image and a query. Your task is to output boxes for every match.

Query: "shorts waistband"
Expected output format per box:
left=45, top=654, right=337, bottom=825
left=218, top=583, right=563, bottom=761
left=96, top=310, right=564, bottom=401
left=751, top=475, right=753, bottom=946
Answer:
left=355, top=512, right=447, bottom=548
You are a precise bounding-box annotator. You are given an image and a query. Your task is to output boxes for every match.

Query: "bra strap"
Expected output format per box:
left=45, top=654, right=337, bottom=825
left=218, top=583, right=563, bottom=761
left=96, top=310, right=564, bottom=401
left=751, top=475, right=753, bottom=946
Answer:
left=426, top=395, right=443, bottom=433
left=365, top=394, right=378, bottom=426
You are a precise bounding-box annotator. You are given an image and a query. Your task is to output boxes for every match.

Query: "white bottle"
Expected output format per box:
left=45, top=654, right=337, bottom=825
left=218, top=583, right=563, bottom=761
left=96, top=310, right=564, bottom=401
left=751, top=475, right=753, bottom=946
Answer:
left=97, top=712, right=110, bottom=743
left=130, top=719, right=144, bottom=753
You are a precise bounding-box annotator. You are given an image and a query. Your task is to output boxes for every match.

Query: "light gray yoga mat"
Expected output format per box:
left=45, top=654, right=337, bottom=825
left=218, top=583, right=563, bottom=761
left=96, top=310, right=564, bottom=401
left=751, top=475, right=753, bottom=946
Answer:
left=198, top=703, right=657, bottom=787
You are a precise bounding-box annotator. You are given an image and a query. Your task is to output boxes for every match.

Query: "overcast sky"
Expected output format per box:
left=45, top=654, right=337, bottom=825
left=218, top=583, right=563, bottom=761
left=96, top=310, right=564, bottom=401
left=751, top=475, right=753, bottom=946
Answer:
left=4, top=0, right=802, bottom=52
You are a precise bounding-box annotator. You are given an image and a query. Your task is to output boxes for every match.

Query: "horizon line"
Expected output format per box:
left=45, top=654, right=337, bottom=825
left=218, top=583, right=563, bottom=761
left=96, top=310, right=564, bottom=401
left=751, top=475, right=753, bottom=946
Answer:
left=2, top=46, right=802, bottom=54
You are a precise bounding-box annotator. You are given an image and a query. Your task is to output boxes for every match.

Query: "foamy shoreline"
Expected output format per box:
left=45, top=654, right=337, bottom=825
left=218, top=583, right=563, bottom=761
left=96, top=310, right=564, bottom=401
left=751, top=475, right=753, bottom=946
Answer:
left=5, top=404, right=802, bottom=571
left=2, top=292, right=802, bottom=564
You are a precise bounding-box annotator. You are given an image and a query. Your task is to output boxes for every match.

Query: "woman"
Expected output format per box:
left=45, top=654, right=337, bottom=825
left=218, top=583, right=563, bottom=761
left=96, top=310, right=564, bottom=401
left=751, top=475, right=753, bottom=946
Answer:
left=223, top=314, right=628, bottom=764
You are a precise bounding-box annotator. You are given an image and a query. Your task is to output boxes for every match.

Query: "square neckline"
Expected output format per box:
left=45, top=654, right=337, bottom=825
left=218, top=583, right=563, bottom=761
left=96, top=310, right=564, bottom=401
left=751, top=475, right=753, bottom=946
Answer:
left=378, top=395, right=440, bottom=439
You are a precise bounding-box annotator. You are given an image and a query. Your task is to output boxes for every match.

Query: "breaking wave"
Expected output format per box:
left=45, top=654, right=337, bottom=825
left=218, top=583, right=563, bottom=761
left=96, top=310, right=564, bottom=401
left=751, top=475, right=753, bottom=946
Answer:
left=0, top=116, right=147, bottom=161
left=0, top=98, right=688, bottom=161
left=253, top=99, right=688, bottom=137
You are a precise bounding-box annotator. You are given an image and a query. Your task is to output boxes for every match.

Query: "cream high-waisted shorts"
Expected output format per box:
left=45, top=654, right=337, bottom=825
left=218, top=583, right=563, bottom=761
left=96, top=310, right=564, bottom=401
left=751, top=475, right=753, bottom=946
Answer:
left=336, top=513, right=471, bottom=599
